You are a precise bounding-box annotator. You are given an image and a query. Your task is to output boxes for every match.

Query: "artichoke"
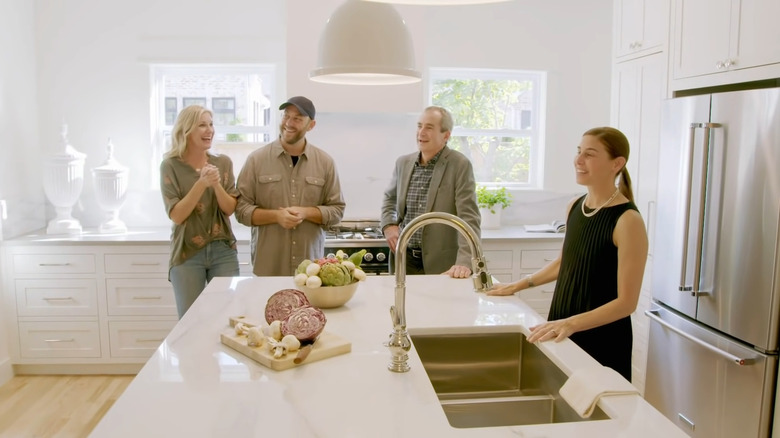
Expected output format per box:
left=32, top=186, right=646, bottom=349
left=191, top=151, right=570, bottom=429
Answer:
left=296, top=259, right=313, bottom=275
left=319, top=262, right=353, bottom=286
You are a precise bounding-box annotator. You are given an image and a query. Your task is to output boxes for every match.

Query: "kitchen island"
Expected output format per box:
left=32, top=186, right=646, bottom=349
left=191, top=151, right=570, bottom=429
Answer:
left=89, top=275, right=684, bottom=437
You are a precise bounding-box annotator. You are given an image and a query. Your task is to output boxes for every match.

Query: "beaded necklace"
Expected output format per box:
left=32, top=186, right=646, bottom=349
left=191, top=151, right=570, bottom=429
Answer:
left=581, top=187, right=620, bottom=218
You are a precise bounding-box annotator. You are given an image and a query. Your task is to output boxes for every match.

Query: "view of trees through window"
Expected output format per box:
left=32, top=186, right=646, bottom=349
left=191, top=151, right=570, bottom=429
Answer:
left=430, top=68, right=545, bottom=188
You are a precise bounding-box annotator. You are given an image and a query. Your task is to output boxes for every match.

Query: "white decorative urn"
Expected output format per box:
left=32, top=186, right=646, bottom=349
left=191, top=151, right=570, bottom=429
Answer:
left=43, top=124, right=86, bottom=234
left=92, top=138, right=129, bottom=234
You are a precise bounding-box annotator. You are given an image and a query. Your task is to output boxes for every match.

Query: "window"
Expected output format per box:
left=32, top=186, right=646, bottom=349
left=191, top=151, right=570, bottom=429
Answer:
left=150, top=64, right=277, bottom=187
left=164, top=97, right=177, bottom=126
left=182, top=97, right=207, bottom=108
left=212, top=97, right=237, bottom=126
left=429, top=68, right=546, bottom=188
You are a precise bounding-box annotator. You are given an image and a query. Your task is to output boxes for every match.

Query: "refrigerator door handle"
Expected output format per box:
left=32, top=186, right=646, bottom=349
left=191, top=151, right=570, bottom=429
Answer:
left=691, top=123, right=722, bottom=298
left=679, top=123, right=699, bottom=292
left=645, top=309, right=755, bottom=365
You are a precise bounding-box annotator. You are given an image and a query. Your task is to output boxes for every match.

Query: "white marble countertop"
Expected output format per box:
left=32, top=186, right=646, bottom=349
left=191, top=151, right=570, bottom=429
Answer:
left=3, top=225, right=564, bottom=245
left=89, top=276, right=685, bottom=438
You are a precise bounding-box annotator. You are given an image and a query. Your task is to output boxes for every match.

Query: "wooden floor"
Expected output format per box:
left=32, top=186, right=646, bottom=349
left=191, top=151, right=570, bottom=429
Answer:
left=0, top=375, right=133, bottom=438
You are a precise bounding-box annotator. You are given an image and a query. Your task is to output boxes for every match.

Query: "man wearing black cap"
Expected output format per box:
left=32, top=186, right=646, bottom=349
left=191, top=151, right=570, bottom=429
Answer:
left=235, top=96, right=345, bottom=276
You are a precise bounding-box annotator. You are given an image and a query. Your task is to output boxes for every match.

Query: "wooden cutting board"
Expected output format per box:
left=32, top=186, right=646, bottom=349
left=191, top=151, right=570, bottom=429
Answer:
left=220, top=316, right=351, bottom=371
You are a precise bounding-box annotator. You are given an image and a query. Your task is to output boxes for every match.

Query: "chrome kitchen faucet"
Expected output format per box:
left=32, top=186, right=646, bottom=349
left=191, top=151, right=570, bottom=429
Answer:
left=386, top=212, right=492, bottom=373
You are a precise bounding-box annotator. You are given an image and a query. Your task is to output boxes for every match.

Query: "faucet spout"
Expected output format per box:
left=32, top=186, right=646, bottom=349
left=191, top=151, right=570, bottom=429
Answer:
left=386, top=212, right=492, bottom=373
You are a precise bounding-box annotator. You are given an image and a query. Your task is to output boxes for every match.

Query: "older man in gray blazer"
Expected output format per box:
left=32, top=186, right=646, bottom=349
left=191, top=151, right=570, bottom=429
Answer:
left=380, top=106, right=481, bottom=278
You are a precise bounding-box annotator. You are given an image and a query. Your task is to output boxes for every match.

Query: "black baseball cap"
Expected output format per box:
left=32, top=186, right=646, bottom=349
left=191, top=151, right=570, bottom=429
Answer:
left=279, top=96, right=315, bottom=120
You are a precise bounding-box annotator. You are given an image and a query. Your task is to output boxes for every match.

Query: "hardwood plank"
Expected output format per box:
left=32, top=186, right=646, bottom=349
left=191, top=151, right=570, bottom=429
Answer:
left=0, top=375, right=133, bottom=438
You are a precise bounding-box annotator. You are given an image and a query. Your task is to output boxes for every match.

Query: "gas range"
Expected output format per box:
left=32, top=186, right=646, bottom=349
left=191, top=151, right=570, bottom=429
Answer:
left=324, top=220, right=390, bottom=275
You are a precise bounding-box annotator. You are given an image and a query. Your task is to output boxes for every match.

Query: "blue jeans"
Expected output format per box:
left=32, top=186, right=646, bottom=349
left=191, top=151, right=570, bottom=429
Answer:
left=169, top=240, right=239, bottom=318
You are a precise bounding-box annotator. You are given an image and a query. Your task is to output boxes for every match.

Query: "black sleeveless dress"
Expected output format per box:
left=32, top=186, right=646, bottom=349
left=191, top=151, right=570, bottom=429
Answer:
left=548, top=195, right=638, bottom=381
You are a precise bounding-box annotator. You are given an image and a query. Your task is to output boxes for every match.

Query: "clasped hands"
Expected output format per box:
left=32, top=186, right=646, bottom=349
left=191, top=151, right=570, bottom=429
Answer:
left=198, top=164, right=221, bottom=187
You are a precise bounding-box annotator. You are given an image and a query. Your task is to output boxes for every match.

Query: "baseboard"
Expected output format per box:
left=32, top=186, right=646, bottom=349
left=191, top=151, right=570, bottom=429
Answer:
left=0, top=357, right=14, bottom=386
left=13, top=363, right=142, bottom=375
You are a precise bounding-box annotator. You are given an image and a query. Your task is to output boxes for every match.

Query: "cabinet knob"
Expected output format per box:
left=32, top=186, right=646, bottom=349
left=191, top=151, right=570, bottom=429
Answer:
left=724, top=59, right=736, bottom=68
left=715, top=61, right=725, bottom=69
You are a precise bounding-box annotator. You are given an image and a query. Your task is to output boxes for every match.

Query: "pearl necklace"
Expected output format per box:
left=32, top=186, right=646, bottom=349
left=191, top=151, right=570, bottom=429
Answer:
left=581, top=187, right=620, bottom=218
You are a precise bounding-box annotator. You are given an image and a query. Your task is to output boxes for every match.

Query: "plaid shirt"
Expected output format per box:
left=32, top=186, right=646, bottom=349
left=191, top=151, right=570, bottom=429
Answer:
left=400, top=149, right=444, bottom=248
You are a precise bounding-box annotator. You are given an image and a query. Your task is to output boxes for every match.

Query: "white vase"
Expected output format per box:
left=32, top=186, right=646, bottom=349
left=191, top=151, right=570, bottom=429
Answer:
left=92, top=138, right=129, bottom=234
left=43, top=124, right=86, bottom=234
left=480, top=208, right=501, bottom=230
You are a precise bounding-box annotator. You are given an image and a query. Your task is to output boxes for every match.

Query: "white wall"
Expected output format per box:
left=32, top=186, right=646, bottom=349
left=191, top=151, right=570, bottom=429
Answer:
left=1, top=0, right=44, bottom=384
left=33, top=0, right=287, bottom=229
left=27, top=0, right=612, bottom=229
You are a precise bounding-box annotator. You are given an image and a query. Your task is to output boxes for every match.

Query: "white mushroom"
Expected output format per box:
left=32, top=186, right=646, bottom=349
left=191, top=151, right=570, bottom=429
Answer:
left=246, top=327, right=265, bottom=347
left=264, top=320, right=283, bottom=341
left=294, top=273, right=308, bottom=286
left=280, top=334, right=301, bottom=352
left=352, top=268, right=367, bottom=281
left=234, top=322, right=250, bottom=336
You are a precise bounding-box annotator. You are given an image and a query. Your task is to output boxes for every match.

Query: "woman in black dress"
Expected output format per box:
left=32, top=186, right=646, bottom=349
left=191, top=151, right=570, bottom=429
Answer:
left=488, top=127, right=648, bottom=381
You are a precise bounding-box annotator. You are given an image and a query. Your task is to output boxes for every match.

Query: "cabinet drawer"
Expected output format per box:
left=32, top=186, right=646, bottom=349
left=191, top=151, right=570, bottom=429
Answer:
left=106, top=279, right=177, bottom=316
left=238, top=250, right=253, bottom=276
left=104, top=254, right=168, bottom=274
left=483, top=250, right=513, bottom=270
left=12, top=254, right=95, bottom=275
left=520, top=250, right=558, bottom=269
left=18, top=321, right=101, bottom=358
left=15, top=279, right=98, bottom=316
left=108, top=321, right=177, bottom=358
left=522, top=283, right=556, bottom=300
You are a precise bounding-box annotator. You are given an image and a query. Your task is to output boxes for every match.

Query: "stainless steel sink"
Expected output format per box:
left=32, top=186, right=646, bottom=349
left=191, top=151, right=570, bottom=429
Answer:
left=410, top=330, right=609, bottom=428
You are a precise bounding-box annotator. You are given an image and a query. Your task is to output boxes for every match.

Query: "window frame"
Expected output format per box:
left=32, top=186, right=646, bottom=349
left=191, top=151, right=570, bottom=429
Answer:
left=428, top=67, right=547, bottom=189
left=149, top=64, right=277, bottom=188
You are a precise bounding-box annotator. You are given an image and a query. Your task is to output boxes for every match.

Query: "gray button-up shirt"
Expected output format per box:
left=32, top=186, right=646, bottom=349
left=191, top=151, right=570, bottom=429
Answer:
left=235, top=139, right=345, bottom=276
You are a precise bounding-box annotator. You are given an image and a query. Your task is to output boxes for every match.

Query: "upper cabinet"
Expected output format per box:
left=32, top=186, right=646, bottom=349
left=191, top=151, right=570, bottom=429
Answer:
left=614, top=0, right=670, bottom=61
left=671, top=0, right=780, bottom=89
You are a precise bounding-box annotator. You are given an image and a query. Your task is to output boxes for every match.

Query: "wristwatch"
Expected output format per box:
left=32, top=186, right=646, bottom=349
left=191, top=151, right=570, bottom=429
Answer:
left=526, top=274, right=535, bottom=288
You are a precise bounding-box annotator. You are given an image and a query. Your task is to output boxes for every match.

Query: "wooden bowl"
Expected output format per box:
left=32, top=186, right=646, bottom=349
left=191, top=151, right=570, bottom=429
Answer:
left=298, top=281, right=359, bottom=308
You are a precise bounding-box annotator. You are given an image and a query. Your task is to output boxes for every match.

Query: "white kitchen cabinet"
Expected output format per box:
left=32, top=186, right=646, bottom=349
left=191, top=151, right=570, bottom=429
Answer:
left=671, top=0, right=780, bottom=88
left=611, top=50, right=667, bottom=396
left=1, top=241, right=177, bottom=373
left=482, top=238, right=563, bottom=319
left=613, top=0, right=670, bottom=61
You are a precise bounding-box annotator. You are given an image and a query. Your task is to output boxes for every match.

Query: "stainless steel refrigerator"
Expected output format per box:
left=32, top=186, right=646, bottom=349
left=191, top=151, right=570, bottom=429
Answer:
left=645, top=87, right=780, bottom=437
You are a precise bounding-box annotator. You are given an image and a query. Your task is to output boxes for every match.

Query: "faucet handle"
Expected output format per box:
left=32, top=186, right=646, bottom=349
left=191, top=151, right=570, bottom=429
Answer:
left=471, top=257, right=493, bottom=291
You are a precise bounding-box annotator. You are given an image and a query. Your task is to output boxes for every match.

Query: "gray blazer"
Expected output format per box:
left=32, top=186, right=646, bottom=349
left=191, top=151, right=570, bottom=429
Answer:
left=380, top=146, right=481, bottom=274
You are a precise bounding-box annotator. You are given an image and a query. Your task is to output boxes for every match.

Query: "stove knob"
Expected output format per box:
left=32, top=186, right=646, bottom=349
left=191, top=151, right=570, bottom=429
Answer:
left=375, top=252, right=386, bottom=262
left=364, top=252, right=374, bottom=262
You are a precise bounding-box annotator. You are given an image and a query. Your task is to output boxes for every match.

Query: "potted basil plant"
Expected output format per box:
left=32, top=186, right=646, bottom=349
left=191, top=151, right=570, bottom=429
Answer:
left=476, top=185, right=512, bottom=230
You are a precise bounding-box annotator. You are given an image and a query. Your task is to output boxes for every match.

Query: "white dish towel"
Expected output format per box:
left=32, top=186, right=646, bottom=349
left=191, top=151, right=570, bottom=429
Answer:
left=559, top=366, right=639, bottom=418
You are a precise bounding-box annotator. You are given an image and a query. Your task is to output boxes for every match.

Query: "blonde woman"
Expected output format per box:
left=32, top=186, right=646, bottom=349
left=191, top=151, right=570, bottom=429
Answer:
left=488, top=127, right=648, bottom=381
left=160, top=105, right=240, bottom=318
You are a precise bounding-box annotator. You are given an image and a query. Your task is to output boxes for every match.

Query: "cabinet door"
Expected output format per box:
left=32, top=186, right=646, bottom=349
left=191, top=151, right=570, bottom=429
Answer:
left=614, top=0, right=669, bottom=59
left=672, top=0, right=732, bottom=79
left=106, top=278, right=177, bottom=316
left=15, top=279, right=98, bottom=317
left=732, top=0, right=780, bottom=70
left=109, top=321, right=177, bottom=358
left=611, top=54, right=666, bottom=253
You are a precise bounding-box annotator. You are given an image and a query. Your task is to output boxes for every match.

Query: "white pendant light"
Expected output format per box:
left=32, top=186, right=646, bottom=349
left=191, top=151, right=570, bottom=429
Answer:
left=310, top=0, right=421, bottom=85
left=363, top=0, right=511, bottom=4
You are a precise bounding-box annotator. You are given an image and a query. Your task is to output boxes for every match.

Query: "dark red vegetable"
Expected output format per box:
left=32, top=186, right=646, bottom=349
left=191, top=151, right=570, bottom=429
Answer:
left=281, top=306, right=327, bottom=342
left=264, top=289, right=310, bottom=324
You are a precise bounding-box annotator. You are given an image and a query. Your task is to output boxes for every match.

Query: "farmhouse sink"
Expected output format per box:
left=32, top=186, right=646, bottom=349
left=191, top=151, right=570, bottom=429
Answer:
left=409, top=330, right=609, bottom=428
